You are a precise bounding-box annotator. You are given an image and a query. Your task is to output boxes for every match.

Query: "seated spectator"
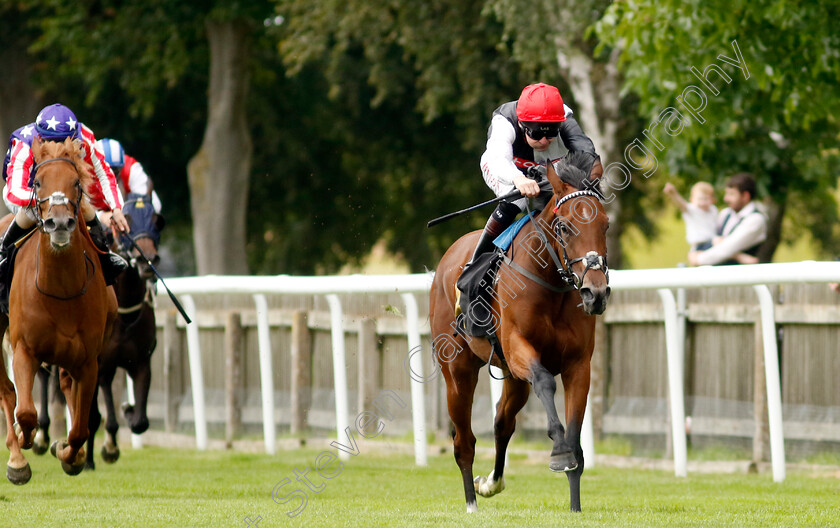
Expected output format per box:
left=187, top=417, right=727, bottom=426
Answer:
left=688, top=173, right=767, bottom=266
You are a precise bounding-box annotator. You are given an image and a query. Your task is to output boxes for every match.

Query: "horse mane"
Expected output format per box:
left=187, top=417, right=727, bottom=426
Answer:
left=552, top=151, right=602, bottom=197
left=32, top=138, right=94, bottom=195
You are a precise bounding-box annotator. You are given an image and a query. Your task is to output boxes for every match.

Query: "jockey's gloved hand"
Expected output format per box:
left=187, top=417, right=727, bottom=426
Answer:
left=526, top=165, right=547, bottom=182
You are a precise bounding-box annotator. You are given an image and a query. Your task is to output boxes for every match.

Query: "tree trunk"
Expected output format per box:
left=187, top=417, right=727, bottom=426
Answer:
left=757, top=197, right=785, bottom=263
left=0, top=41, right=42, bottom=216
left=187, top=20, right=253, bottom=275
left=555, top=44, right=626, bottom=268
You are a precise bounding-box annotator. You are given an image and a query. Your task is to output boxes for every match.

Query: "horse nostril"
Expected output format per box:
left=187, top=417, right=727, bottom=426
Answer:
left=605, top=286, right=612, bottom=299
left=67, top=217, right=76, bottom=230
left=43, top=218, right=56, bottom=232
left=579, top=288, right=594, bottom=304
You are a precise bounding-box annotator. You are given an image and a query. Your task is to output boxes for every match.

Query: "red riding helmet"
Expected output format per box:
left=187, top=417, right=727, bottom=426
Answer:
left=515, top=83, right=566, bottom=122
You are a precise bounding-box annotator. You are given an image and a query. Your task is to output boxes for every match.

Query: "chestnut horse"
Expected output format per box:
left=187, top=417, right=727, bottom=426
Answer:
left=30, top=193, right=162, bottom=469
left=1, top=137, right=117, bottom=484
left=429, top=153, right=609, bottom=512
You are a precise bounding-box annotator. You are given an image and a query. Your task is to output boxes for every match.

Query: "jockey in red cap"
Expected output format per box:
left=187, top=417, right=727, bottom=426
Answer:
left=458, top=83, right=599, bottom=284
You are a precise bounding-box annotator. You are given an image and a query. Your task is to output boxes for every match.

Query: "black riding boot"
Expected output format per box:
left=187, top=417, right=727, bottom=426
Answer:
left=0, top=220, right=29, bottom=312
left=87, top=219, right=128, bottom=286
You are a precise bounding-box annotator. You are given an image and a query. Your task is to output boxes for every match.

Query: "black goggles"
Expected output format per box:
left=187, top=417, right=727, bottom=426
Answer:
left=521, top=122, right=560, bottom=140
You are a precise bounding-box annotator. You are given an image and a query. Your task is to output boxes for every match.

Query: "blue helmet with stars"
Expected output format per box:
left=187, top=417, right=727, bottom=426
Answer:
left=35, top=103, right=80, bottom=140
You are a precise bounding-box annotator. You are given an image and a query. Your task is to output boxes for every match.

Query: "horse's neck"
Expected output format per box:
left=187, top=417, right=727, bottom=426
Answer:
left=115, top=267, right=147, bottom=307
left=504, top=208, right=582, bottom=311
left=35, top=231, right=89, bottom=293
left=510, top=209, right=564, bottom=284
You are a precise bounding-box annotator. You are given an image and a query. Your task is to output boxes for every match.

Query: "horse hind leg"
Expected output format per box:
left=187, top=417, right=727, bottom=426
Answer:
left=32, top=366, right=52, bottom=455
left=475, top=376, right=530, bottom=498
left=99, top=370, right=121, bottom=463
left=52, top=363, right=96, bottom=476
left=443, top=362, right=481, bottom=513
left=529, top=362, right=577, bottom=473
left=85, top=384, right=102, bottom=470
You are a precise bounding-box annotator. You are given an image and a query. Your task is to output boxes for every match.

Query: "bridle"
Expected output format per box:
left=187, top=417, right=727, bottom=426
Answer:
left=29, top=156, right=92, bottom=300
left=30, top=157, right=84, bottom=229
left=524, top=189, right=609, bottom=291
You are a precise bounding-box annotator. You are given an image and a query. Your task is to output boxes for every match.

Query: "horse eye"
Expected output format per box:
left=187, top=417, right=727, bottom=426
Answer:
left=33, top=180, right=41, bottom=189
left=558, top=222, right=569, bottom=234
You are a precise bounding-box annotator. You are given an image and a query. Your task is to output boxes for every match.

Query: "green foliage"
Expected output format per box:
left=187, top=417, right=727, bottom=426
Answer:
left=270, top=0, right=533, bottom=272
left=595, top=0, right=840, bottom=257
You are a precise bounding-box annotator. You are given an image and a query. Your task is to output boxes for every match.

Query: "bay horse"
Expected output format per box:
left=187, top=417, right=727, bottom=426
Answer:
left=30, top=193, right=162, bottom=469
left=88, top=192, right=161, bottom=467
left=429, top=152, right=609, bottom=513
left=2, top=137, right=117, bottom=484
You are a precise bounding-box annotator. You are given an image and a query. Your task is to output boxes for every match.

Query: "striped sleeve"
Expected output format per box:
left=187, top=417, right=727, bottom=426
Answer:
left=81, top=125, right=124, bottom=210
left=125, top=156, right=152, bottom=195
left=4, top=139, right=36, bottom=207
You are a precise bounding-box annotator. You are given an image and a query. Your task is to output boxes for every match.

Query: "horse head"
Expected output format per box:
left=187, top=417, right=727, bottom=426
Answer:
left=544, top=152, right=610, bottom=315
left=30, top=137, right=91, bottom=249
left=119, top=193, right=164, bottom=281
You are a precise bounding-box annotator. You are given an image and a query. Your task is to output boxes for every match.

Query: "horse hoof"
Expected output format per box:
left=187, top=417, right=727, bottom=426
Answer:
left=549, top=452, right=578, bottom=473
left=474, top=470, right=505, bottom=497
left=50, top=440, right=62, bottom=458
left=7, top=463, right=32, bottom=485
left=101, top=446, right=120, bottom=464
left=85, top=460, right=96, bottom=471
left=32, top=432, right=49, bottom=455
left=61, top=460, right=85, bottom=476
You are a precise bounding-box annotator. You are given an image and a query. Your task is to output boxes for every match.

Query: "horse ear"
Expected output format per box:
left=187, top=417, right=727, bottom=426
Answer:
left=546, top=160, right=563, bottom=193
left=589, top=156, right=603, bottom=181
left=153, top=213, right=166, bottom=233
left=31, top=136, right=43, bottom=160
left=546, top=161, right=577, bottom=196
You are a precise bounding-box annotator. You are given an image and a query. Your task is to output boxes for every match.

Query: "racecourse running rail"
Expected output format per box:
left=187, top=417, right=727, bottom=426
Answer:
left=156, top=261, right=840, bottom=482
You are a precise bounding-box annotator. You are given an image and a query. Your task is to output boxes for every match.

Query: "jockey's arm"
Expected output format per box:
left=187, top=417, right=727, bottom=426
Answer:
left=480, top=115, right=527, bottom=197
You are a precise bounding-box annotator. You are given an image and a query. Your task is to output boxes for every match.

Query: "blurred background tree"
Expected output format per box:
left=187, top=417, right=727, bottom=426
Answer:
left=595, top=0, right=840, bottom=261
left=1, top=0, right=837, bottom=274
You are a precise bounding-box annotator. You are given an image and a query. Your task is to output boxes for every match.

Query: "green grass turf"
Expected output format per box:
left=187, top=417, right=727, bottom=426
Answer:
left=0, top=445, right=837, bottom=527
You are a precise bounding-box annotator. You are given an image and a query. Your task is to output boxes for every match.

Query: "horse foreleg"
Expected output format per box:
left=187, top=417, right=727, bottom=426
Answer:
left=529, top=362, right=576, bottom=473
left=32, top=366, right=52, bottom=455
left=475, top=376, right=530, bottom=498
left=561, top=360, right=591, bottom=513
left=99, top=366, right=120, bottom=463
left=12, top=347, right=39, bottom=451
left=123, top=364, right=151, bottom=434
left=442, top=361, right=481, bottom=513
left=1, top=356, right=29, bottom=484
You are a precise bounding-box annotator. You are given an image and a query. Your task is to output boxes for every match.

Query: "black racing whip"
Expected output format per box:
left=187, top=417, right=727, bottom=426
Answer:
left=119, top=232, right=192, bottom=325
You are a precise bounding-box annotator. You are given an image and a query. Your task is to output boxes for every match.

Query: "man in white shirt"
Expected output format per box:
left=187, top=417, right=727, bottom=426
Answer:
left=689, top=173, right=767, bottom=266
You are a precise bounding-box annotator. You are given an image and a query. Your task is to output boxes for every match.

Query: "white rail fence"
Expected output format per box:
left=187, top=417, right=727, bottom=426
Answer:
left=157, top=261, right=840, bottom=482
